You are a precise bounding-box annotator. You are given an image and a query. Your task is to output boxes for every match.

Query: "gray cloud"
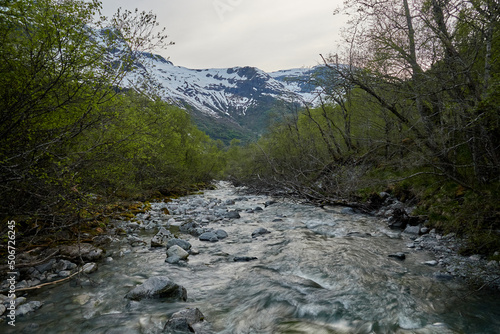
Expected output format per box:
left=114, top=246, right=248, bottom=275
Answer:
left=101, top=0, right=345, bottom=71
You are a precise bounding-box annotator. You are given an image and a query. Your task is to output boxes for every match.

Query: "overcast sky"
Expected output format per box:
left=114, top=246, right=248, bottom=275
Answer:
left=100, top=0, right=347, bottom=72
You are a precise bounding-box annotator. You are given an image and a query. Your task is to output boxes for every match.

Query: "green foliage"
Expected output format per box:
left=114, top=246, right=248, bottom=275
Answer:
left=0, top=0, right=224, bottom=247
left=226, top=0, right=500, bottom=254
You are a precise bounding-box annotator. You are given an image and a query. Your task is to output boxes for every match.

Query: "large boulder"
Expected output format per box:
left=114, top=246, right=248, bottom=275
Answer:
left=125, top=276, right=187, bottom=301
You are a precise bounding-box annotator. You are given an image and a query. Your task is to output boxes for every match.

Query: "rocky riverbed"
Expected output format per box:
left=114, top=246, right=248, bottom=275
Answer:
left=1, top=181, right=500, bottom=333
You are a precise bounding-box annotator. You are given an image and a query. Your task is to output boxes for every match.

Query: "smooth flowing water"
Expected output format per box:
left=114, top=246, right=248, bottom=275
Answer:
left=4, top=183, right=500, bottom=333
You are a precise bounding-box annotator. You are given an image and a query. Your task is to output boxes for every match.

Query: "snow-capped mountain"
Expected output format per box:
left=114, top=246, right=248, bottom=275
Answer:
left=127, top=54, right=325, bottom=119
left=122, top=51, right=332, bottom=142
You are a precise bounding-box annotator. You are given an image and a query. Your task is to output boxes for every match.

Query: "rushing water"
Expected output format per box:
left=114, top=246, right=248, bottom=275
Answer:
left=4, top=183, right=500, bottom=333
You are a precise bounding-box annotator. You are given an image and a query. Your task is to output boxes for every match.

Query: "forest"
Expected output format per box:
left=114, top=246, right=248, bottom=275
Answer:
left=226, top=0, right=500, bottom=256
left=1, top=0, right=499, bottom=258
left=0, top=0, right=225, bottom=248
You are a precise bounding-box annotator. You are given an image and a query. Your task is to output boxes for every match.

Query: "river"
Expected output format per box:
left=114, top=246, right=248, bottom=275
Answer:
left=4, top=182, right=500, bottom=333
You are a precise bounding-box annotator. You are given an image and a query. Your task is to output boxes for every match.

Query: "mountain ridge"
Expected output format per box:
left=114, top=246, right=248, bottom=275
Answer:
left=126, top=53, right=328, bottom=142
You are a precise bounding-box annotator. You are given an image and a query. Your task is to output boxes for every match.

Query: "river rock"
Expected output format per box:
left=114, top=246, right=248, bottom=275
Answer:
left=165, top=255, right=182, bottom=264
left=58, top=243, right=104, bottom=262
left=264, top=200, right=276, bottom=207
left=16, top=301, right=43, bottom=317
left=151, top=227, right=173, bottom=247
left=215, top=229, right=228, bottom=239
left=404, top=225, right=421, bottom=235
left=199, top=232, right=219, bottom=242
left=252, top=227, right=271, bottom=238
left=388, top=252, right=406, bottom=260
left=164, top=308, right=206, bottom=333
left=82, top=262, right=98, bottom=274
left=166, top=238, right=192, bottom=251
left=225, top=210, right=241, bottom=219
left=127, top=235, right=146, bottom=247
left=58, top=270, right=71, bottom=278
left=125, top=276, right=187, bottom=301
left=163, top=318, right=194, bottom=333
left=341, top=207, right=355, bottom=214
left=388, top=209, right=408, bottom=229
left=35, top=259, right=56, bottom=273
left=234, top=256, right=258, bottom=262
left=180, top=221, right=200, bottom=235
left=167, top=245, right=189, bottom=260
left=424, top=260, right=438, bottom=266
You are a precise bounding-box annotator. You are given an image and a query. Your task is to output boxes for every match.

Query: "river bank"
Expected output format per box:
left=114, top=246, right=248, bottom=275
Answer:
left=1, top=181, right=500, bottom=333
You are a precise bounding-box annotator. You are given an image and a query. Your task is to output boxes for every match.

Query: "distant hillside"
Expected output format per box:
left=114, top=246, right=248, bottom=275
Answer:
left=125, top=54, right=329, bottom=143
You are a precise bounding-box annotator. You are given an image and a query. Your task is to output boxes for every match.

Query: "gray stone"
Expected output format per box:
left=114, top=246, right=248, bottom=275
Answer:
left=420, top=227, right=430, bottom=234
left=151, top=227, right=173, bottom=247
left=199, top=232, right=219, bottom=242
left=163, top=318, right=193, bottom=333
left=215, top=229, right=228, bottom=239
left=403, top=225, right=421, bottom=235
left=234, top=256, right=258, bottom=262
left=125, top=276, right=187, bottom=301
left=252, top=227, right=271, bottom=238
left=225, top=210, right=241, bottom=219
left=424, top=260, right=438, bottom=266
left=58, top=244, right=104, bottom=262
left=167, top=245, right=189, bottom=260
left=264, top=200, right=276, bottom=207
left=166, top=239, right=192, bottom=251
left=164, top=308, right=206, bottom=333
left=35, top=259, right=56, bottom=274
left=93, top=235, right=114, bottom=246
left=14, top=297, right=27, bottom=307
left=127, top=235, right=146, bottom=247
left=433, top=272, right=454, bottom=281
left=171, top=307, right=205, bottom=324
left=165, top=255, right=181, bottom=264
left=16, top=280, right=28, bottom=289
left=82, top=262, right=98, bottom=274
left=388, top=252, right=406, bottom=260
left=53, top=259, right=68, bottom=272
left=0, top=304, right=6, bottom=316
left=27, top=279, right=41, bottom=287
left=16, top=301, right=43, bottom=317
left=58, top=270, right=71, bottom=278
left=341, top=207, right=355, bottom=215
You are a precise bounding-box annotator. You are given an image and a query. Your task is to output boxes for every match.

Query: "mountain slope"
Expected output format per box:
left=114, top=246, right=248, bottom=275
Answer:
left=126, top=54, right=327, bottom=143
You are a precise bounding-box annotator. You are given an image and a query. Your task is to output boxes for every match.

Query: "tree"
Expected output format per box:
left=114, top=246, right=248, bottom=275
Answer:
left=0, top=0, right=173, bottom=232
left=330, top=0, right=500, bottom=189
